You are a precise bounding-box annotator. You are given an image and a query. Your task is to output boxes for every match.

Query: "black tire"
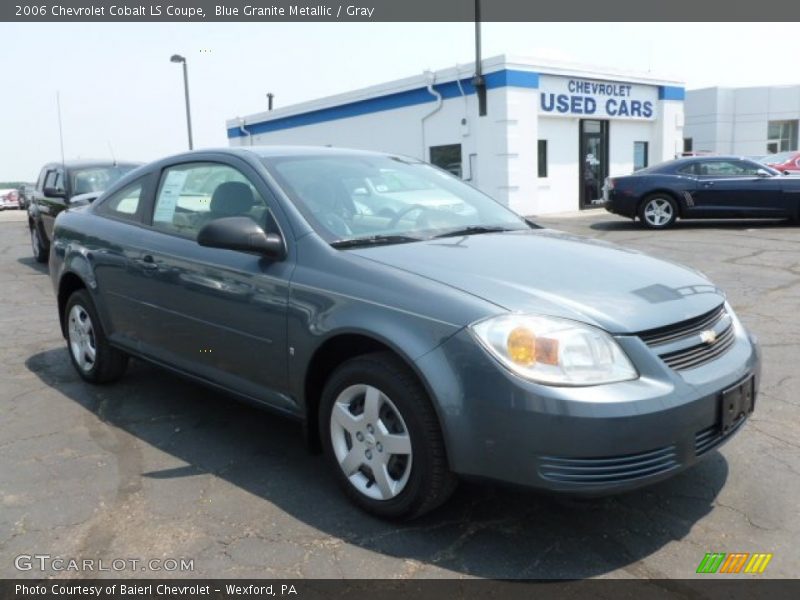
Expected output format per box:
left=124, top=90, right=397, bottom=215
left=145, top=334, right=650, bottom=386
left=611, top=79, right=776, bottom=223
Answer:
left=638, top=194, right=678, bottom=230
left=64, top=289, right=128, bottom=384
left=319, top=351, right=457, bottom=520
left=30, top=221, right=49, bottom=263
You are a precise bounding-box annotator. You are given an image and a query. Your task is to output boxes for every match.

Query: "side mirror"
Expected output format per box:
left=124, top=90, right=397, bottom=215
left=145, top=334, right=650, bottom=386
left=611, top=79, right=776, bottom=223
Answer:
left=197, top=216, right=285, bottom=259
left=756, top=169, right=772, bottom=178
left=43, top=186, right=66, bottom=199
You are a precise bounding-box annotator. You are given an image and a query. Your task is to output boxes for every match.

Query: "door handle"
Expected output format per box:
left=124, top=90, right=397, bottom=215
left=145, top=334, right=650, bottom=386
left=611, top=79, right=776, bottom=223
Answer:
left=702, top=181, right=715, bottom=187
left=137, top=254, right=159, bottom=270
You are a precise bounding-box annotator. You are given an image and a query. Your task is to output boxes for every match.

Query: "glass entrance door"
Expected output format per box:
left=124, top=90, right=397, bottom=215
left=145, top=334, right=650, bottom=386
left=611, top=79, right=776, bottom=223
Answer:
left=579, top=120, right=609, bottom=208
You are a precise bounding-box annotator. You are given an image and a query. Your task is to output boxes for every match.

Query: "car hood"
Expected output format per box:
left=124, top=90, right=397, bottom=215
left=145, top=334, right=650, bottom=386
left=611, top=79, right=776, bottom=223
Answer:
left=348, top=229, right=725, bottom=333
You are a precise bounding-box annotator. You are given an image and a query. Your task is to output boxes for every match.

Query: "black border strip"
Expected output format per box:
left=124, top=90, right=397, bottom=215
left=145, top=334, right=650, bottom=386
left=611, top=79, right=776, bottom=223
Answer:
left=5, top=0, right=800, bottom=22
left=3, top=579, right=800, bottom=600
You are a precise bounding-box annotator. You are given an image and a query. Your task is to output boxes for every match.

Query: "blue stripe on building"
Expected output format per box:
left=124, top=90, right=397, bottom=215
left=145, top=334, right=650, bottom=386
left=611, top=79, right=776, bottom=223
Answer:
left=659, top=86, right=686, bottom=101
left=228, top=69, right=540, bottom=139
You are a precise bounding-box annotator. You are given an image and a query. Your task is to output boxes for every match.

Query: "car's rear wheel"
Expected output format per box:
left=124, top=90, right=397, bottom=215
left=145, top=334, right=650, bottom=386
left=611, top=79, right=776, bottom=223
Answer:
left=320, top=351, right=457, bottom=519
left=65, top=289, right=128, bottom=383
left=639, top=195, right=678, bottom=229
left=30, top=222, right=48, bottom=263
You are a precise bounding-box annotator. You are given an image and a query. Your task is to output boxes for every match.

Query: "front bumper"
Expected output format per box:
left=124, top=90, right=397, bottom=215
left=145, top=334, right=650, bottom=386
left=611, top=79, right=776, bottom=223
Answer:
left=415, top=324, right=760, bottom=494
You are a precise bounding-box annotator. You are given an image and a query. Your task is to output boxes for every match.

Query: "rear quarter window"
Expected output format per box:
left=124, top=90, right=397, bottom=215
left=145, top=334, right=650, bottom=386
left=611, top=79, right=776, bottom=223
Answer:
left=94, top=178, right=146, bottom=223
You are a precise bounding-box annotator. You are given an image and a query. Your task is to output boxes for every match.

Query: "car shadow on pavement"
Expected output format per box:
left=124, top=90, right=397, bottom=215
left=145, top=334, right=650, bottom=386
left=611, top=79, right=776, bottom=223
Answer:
left=590, top=218, right=793, bottom=232
left=26, top=348, right=729, bottom=579
left=16, top=256, right=48, bottom=274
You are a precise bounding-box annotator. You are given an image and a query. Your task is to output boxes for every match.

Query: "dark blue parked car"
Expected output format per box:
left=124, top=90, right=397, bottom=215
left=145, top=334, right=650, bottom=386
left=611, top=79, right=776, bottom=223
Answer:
left=605, top=156, right=800, bottom=229
left=50, top=147, right=760, bottom=519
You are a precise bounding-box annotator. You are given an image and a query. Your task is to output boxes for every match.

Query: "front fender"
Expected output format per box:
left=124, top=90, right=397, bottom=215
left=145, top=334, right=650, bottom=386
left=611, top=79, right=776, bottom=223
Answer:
left=52, top=236, right=114, bottom=338
left=287, top=283, right=462, bottom=405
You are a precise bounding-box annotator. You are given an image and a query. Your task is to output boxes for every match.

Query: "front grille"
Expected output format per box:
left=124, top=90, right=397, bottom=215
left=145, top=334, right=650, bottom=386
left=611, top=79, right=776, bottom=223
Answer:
left=539, top=445, right=679, bottom=485
left=659, top=322, right=736, bottom=370
left=637, top=304, right=736, bottom=371
left=695, top=418, right=746, bottom=457
left=639, top=305, right=726, bottom=346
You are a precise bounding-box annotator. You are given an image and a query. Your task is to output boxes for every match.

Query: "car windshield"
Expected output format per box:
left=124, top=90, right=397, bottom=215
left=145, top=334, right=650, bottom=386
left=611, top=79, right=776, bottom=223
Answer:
left=262, top=154, right=529, bottom=244
left=760, top=151, right=794, bottom=164
left=70, top=166, right=137, bottom=195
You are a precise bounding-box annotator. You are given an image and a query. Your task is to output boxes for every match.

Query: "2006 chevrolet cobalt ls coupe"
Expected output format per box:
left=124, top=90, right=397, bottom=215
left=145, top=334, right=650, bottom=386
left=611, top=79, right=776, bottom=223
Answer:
left=50, top=147, right=760, bottom=519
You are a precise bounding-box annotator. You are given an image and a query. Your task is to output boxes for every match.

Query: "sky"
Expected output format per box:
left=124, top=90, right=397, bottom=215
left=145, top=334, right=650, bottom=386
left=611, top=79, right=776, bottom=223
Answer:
left=0, top=22, right=796, bottom=181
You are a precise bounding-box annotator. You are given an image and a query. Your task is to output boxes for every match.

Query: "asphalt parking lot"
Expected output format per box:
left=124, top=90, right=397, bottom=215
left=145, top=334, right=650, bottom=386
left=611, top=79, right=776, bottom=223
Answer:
left=1, top=208, right=798, bottom=579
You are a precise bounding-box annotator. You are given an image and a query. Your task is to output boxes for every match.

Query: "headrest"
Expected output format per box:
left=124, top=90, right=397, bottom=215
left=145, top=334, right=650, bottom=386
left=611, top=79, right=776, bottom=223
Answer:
left=210, top=181, right=255, bottom=216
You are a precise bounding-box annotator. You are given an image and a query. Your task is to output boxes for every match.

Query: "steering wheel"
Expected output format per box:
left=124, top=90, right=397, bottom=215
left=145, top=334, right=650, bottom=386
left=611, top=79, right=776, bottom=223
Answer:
left=319, top=212, right=352, bottom=237
left=387, top=204, right=433, bottom=229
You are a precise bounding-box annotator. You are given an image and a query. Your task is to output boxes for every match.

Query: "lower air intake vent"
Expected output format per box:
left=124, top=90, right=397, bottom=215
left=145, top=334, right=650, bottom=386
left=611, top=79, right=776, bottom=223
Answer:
left=539, top=446, right=679, bottom=485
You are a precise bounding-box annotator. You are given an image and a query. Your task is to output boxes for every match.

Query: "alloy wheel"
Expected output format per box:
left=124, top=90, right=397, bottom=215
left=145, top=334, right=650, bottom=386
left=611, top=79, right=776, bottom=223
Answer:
left=67, top=304, right=97, bottom=373
left=643, top=198, right=674, bottom=227
left=329, top=384, right=413, bottom=501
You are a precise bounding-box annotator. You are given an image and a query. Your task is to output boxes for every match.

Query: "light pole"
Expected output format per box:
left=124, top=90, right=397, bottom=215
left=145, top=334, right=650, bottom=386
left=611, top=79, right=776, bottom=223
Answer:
left=170, top=54, right=194, bottom=150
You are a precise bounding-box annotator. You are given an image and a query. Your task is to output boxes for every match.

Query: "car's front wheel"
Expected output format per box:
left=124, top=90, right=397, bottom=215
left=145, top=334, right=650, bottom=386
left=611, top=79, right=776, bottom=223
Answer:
left=639, top=195, right=678, bottom=229
left=320, top=352, right=457, bottom=519
left=65, top=289, right=128, bottom=383
left=30, top=222, right=48, bottom=263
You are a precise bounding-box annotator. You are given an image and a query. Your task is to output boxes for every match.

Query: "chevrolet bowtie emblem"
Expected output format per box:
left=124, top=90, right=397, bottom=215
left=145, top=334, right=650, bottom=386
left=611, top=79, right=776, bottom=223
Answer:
left=700, top=330, right=717, bottom=345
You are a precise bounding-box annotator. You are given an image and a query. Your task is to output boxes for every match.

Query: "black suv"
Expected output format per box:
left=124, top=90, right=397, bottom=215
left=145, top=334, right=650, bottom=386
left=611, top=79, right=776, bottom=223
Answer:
left=28, top=160, right=141, bottom=262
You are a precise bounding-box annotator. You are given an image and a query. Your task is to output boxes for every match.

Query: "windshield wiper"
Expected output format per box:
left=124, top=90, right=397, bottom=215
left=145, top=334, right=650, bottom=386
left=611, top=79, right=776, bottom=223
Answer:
left=331, top=234, right=422, bottom=249
left=432, top=225, right=517, bottom=239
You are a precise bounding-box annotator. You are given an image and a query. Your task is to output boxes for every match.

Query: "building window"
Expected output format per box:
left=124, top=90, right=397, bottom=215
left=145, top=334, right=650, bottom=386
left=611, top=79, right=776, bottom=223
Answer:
left=634, top=141, right=649, bottom=171
left=683, top=138, right=693, bottom=152
left=537, top=140, right=548, bottom=178
left=429, top=144, right=462, bottom=178
left=767, top=120, right=798, bottom=154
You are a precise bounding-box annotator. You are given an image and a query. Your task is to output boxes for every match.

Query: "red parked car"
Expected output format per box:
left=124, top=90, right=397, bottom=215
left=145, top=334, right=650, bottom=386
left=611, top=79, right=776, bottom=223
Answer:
left=760, top=151, right=800, bottom=174
left=0, top=189, right=21, bottom=211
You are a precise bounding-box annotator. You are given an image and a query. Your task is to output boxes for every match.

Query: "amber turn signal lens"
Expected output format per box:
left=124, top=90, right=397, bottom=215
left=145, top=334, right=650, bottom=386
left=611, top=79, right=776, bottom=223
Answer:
left=508, top=327, right=536, bottom=365
left=507, top=328, right=560, bottom=367
left=535, top=337, right=560, bottom=366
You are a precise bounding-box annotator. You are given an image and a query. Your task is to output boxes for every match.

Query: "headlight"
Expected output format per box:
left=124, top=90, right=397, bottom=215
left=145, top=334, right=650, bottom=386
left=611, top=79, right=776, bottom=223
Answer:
left=470, top=314, right=638, bottom=386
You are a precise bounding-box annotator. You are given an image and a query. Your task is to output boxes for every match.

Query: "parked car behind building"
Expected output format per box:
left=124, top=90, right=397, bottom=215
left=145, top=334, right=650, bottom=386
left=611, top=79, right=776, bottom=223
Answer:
left=759, top=150, right=800, bottom=174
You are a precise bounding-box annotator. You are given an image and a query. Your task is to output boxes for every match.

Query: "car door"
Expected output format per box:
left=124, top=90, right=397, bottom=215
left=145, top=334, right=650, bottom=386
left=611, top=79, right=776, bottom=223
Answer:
left=37, top=166, right=69, bottom=239
left=121, top=157, right=296, bottom=411
left=689, top=159, right=787, bottom=217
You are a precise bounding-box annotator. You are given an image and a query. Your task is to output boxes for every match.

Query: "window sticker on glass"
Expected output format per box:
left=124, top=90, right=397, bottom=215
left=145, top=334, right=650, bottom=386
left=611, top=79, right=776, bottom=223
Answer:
left=154, top=169, right=189, bottom=223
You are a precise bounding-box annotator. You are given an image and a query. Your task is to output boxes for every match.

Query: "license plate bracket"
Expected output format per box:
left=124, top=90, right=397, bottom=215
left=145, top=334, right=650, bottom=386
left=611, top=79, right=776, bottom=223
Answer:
left=719, top=375, right=755, bottom=434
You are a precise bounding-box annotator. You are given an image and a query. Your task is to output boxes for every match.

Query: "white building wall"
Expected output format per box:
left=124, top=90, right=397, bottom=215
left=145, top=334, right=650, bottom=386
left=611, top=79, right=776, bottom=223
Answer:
left=610, top=119, right=657, bottom=173
left=228, top=56, right=684, bottom=216
left=537, top=117, right=579, bottom=213
left=503, top=86, right=539, bottom=214
left=653, top=99, right=685, bottom=161
left=685, top=85, right=800, bottom=156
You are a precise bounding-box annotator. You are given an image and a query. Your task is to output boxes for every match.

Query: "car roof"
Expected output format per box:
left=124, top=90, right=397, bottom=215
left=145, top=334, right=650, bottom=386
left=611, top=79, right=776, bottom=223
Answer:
left=652, top=155, right=760, bottom=170
left=237, top=145, right=393, bottom=158
left=153, top=146, right=408, bottom=164
left=43, top=159, right=143, bottom=170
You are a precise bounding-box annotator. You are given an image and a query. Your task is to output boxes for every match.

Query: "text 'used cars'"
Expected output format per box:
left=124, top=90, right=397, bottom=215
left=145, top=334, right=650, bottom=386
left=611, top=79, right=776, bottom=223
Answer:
left=50, top=147, right=760, bottom=519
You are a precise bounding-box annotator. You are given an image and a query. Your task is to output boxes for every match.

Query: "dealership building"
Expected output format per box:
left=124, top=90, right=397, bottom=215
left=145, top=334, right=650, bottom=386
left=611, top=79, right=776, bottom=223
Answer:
left=227, top=56, right=685, bottom=215
left=684, top=85, right=800, bottom=156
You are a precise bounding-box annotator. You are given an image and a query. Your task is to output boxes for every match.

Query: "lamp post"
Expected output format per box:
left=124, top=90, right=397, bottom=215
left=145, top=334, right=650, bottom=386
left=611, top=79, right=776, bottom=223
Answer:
left=170, top=54, right=194, bottom=150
